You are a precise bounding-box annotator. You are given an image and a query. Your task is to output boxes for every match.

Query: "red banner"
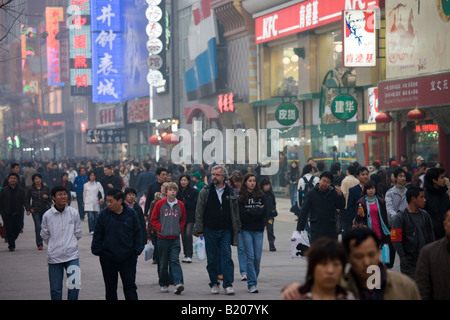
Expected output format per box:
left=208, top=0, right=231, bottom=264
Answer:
left=255, top=0, right=380, bottom=44
left=378, top=72, right=450, bottom=111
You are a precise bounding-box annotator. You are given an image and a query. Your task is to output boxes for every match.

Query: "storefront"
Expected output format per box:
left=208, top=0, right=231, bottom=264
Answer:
left=126, top=97, right=154, bottom=159
left=252, top=0, right=380, bottom=186
left=378, top=72, right=450, bottom=168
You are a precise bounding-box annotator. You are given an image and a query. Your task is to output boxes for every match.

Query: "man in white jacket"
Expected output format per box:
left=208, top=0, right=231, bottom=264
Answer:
left=41, top=185, right=82, bottom=300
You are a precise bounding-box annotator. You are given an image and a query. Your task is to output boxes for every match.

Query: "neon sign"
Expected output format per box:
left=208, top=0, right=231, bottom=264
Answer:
left=68, top=0, right=92, bottom=96
left=45, top=7, right=64, bottom=87
left=217, top=93, right=235, bottom=114
left=91, top=0, right=123, bottom=103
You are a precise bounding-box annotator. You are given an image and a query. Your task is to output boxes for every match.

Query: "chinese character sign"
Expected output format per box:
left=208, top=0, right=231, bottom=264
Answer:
left=343, top=10, right=376, bottom=67
left=331, top=94, right=358, bottom=121
left=91, top=0, right=122, bottom=103
left=275, top=103, right=299, bottom=126
left=45, top=7, right=64, bottom=87
left=68, top=0, right=92, bottom=96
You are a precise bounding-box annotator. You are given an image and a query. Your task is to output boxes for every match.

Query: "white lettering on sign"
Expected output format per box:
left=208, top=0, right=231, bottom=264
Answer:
left=345, top=0, right=366, bottom=10
left=262, top=14, right=278, bottom=40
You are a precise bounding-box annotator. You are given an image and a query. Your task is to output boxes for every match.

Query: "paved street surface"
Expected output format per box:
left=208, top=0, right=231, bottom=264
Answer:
left=0, top=195, right=399, bottom=301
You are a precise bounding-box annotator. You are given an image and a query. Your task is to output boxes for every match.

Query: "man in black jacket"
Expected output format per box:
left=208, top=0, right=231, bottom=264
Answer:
left=0, top=173, right=31, bottom=251
left=144, top=167, right=167, bottom=216
left=100, top=165, right=122, bottom=205
left=296, top=171, right=345, bottom=243
left=91, top=189, right=144, bottom=300
left=424, top=167, right=450, bottom=239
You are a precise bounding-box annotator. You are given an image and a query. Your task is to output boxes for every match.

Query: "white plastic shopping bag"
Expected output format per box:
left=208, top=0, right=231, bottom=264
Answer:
left=194, top=236, right=206, bottom=261
left=290, top=230, right=310, bottom=259
left=144, top=242, right=154, bottom=261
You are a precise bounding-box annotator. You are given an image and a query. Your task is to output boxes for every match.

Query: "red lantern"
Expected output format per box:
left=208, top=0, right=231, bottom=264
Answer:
left=375, top=112, right=392, bottom=124
left=407, top=108, right=426, bottom=121
left=163, top=133, right=179, bottom=145
left=148, top=135, right=160, bottom=146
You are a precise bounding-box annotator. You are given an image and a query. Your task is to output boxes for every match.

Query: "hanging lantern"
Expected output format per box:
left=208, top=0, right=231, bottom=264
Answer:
left=407, top=108, right=426, bottom=121
left=148, top=135, right=160, bottom=146
left=163, top=133, right=179, bottom=145
left=375, top=112, right=392, bottom=124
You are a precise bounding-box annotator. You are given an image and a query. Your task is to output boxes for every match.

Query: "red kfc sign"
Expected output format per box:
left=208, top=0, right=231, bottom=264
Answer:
left=255, top=0, right=380, bottom=44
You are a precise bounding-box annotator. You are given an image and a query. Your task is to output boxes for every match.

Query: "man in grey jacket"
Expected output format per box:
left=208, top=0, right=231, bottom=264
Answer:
left=41, top=185, right=82, bottom=300
left=385, top=168, right=408, bottom=225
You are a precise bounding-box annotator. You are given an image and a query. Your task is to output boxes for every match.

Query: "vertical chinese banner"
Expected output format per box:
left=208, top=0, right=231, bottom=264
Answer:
left=91, top=0, right=123, bottom=103
left=68, top=0, right=92, bottom=96
left=45, top=7, right=64, bottom=86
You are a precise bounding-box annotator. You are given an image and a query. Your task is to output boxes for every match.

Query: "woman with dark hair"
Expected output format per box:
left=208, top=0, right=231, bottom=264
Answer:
left=286, top=161, right=300, bottom=206
left=355, top=180, right=394, bottom=268
left=176, top=174, right=198, bottom=263
left=83, top=171, right=104, bottom=234
left=238, top=173, right=266, bottom=293
left=26, top=173, right=52, bottom=250
left=376, top=170, right=389, bottom=199
left=297, top=237, right=354, bottom=300
left=259, top=178, right=277, bottom=252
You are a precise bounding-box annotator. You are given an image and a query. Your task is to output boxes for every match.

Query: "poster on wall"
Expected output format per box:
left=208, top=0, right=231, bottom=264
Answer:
left=367, top=87, right=380, bottom=123
left=386, top=0, right=450, bottom=79
left=343, top=10, right=376, bottom=67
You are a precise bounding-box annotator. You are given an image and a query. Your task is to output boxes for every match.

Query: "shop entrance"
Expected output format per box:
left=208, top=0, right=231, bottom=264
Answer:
left=365, top=132, right=389, bottom=166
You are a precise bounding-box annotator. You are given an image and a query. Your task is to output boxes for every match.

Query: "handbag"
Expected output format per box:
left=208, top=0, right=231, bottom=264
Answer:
left=290, top=230, right=310, bottom=259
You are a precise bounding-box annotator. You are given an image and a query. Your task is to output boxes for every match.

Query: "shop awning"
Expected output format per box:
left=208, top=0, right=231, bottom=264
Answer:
left=184, top=104, right=220, bottom=124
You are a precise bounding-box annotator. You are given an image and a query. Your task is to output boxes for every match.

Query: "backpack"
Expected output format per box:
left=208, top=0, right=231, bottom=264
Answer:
left=298, top=176, right=314, bottom=207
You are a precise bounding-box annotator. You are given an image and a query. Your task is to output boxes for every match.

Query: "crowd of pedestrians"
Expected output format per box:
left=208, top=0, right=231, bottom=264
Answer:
left=0, top=158, right=278, bottom=300
left=283, top=156, right=450, bottom=300
left=0, top=155, right=448, bottom=301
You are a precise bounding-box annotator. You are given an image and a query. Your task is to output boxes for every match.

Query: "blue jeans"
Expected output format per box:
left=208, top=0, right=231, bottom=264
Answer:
left=48, top=258, right=80, bottom=300
left=76, top=195, right=85, bottom=220
left=204, top=229, right=234, bottom=288
left=237, top=232, right=247, bottom=275
left=157, top=238, right=183, bottom=287
left=86, top=211, right=99, bottom=233
left=31, top=211, right=44, bottom=247
left=241, top=230, right=263, bottom=288
left=289, top=183, right=298, bottom=206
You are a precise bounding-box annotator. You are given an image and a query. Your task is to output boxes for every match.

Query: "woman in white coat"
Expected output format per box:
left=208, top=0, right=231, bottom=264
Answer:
left=83, top=171, right=104, bottom=234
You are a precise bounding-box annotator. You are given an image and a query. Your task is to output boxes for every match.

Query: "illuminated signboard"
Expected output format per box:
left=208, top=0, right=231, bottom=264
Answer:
left=45, top=7, right=64, bottom=87
left=67, top=0, right=92, bottom=96
left=414, top=124, right=439, bottom=133
left=91, top=0, right=123, bottom=103
left=342, top=10, right=376, bottom=67
left=217, top=93, right=235, bottom=114
left=254, top=0, right=380, bottom=44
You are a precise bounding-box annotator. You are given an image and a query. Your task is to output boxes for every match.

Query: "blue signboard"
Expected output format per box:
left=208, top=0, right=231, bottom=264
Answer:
left=91, top=0, right=123, bottom=103
left=121, top=0, right=151, bottom=100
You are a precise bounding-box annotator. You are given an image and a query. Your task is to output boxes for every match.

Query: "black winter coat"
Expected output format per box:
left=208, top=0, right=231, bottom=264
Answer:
left=177, top=186, right=198, bottom=224
left=91, top=204, right=144, bottom=261
left=27, top=184, right=52, bottom=214
left=424, top=185, right=450, bottom=239
left=0, top=185, right=30, bottom=216
left=297, top=184, right=345, bottom=243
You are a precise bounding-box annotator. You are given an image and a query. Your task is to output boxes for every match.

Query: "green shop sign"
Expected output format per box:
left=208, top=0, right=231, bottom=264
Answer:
left=275, top=103, right=298, bottom=126
left=331, top=94, right=357, bottom=121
